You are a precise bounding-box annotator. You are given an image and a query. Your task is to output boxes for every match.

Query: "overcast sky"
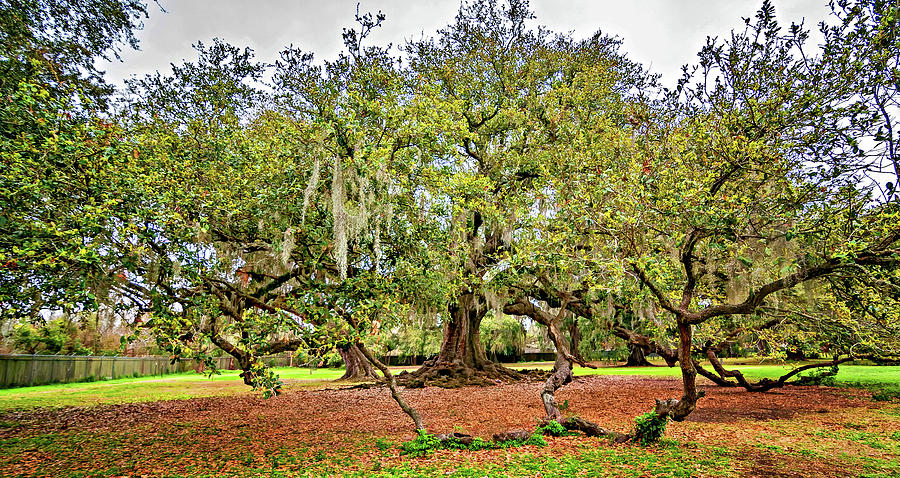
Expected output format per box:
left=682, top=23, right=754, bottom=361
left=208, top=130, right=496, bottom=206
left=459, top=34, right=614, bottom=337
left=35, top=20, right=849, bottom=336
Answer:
left=99, top=0, right=833, bottom=89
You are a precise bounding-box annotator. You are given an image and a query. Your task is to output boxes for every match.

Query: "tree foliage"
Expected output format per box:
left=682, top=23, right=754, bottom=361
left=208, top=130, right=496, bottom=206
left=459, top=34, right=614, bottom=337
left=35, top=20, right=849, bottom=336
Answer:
left=0, top=0, right=147, bottom=326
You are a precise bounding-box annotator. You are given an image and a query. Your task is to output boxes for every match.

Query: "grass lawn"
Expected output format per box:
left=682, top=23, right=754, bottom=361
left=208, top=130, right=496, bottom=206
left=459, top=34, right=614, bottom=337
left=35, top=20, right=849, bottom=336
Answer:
left=574, top=362, right=900, bottom=387
left=0, top=367, right=346, bottom=411
left=1, top=362, right=897, bottom=412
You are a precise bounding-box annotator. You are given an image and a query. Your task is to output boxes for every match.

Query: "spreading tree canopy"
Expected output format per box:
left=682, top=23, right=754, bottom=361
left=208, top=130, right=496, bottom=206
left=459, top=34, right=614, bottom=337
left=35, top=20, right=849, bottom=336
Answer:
left=2, top=0, right=898, bottom=434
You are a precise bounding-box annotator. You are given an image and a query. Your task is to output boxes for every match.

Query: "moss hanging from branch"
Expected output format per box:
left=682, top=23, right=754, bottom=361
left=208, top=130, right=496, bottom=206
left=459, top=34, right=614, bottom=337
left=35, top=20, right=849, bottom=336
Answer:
left=301, top=157, right=320, bottom=223
left=332, top=155, right=348, bottom=279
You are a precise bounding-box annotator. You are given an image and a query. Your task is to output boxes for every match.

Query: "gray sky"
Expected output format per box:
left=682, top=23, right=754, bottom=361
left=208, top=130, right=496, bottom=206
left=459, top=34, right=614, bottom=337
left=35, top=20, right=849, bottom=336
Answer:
left=100, top=0, right=832, bottom=89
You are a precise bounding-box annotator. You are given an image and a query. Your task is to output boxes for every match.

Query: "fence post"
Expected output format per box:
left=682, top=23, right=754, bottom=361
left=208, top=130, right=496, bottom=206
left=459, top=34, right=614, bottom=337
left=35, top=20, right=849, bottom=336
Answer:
left=67, top=355, right=74, bottom=383
left=29, top=354, right=36, bottom=386
left=49, top=356, right=57, bottom=383
left=111, top=356, right=116, bottom=380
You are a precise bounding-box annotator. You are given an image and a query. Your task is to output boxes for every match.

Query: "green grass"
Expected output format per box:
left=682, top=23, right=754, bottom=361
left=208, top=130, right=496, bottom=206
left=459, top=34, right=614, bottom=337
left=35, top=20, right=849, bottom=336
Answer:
left=347, top=441, right=734, bottom=478
left=570, top=362, right=900, bottom=393
left=0, top=429, right=735, bottom=478
left=255, top=367, right=348, bottom=381
left=0, top=367, right=347, bottom=411
left=1, top=363, right=897, bottom=412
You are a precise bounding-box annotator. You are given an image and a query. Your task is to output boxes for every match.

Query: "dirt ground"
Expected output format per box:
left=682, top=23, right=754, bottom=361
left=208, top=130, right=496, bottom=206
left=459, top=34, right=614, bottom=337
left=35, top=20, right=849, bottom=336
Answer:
left=1, top=375, right=897, bottom=477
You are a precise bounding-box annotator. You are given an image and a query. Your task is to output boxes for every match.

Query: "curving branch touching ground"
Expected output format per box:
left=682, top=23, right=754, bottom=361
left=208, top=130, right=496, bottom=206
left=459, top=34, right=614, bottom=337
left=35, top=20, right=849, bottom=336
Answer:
left=695, top=352, right=854, bottom=392
left=504, top=297, right=597, bottom=420
left=356, top=342, right=425, bottom=431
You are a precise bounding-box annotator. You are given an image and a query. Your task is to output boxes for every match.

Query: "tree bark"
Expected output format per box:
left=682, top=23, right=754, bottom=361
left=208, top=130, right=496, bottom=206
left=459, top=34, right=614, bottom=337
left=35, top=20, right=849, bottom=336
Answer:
left=567, top=320, right=586, bottom=363
left=612, top=326, right=679, bottom=366
left=337, top=343, right=378, bottom=381
left=208, top=321, right=255, bottom=386
left=696, top=350, right=853, bottom=392
left=543, top=348, right=573, bottom=420
left=439, top=291, right=490, bottom=367
left=504, top=297, right=597, bottom=419
left=654, top=321, right=703, bottom=421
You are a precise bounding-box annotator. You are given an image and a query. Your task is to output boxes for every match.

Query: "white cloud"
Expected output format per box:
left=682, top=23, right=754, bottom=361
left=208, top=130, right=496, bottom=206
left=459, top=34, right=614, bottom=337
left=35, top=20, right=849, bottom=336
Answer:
left=98, top=0, right=831, bottom=89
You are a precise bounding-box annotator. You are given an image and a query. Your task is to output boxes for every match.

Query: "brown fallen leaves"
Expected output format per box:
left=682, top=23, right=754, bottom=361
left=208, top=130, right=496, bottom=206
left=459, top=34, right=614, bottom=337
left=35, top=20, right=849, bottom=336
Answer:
left=0, top=375, right=893, bottom=477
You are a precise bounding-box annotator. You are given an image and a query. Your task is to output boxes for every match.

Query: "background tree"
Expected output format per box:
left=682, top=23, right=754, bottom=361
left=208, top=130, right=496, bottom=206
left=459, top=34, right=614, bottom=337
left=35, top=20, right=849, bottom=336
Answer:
left=400, top=0, right=651, bottom=387
left=547, top=0, right=900, bottom=421
left=0, top=0, right=147, bottom=329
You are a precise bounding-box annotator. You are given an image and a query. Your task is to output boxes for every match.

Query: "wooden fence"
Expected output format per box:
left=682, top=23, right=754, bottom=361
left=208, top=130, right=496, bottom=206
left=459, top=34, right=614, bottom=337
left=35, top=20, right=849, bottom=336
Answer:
left=0, top=354, right=292, bottom=388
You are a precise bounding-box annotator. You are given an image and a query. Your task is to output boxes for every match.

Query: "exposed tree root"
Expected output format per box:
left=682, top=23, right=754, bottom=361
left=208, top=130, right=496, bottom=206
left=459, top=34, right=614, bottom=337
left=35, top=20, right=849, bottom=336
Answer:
left=397, top=360, right=541, bottom=388
left=557, top=417, right=613, bottom=437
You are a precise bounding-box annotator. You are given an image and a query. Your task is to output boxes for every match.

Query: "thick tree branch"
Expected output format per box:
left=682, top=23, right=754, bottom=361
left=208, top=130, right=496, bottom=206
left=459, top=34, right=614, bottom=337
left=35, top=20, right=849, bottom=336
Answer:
left=504, top=298, right=594, bottom=368
left=697, top=353, right=854, bottom=392
left=629, top=262, right=679, bottom=316
left=612, top=326, right=679, bottom=366
left=687, top=259, right=845, bottom=323
left=680, top=228, right=707, bottom=309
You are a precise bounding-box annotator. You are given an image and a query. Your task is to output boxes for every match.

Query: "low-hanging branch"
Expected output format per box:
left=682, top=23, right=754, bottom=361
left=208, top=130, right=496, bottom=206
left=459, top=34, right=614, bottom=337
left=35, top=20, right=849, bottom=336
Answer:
left=503, top=297, right=595, bottom=370
left=611, top=322, right=856, bottom=393
left=696, top=351, right=854, bottom=392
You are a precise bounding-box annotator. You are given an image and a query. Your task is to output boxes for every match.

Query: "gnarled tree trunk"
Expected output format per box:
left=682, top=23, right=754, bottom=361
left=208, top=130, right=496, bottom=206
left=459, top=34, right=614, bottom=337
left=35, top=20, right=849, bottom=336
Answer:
left=543, top=343, right=574, bottom=420
left=625, top=343, right=653, bottom=366
left=401, top=291, right=523, bottom=387
left=337, top=343, right=378, bottom=381
left=505, top=296, right=616, bottom=438
left=566, top=320, right=586, bottom=364
left=654, top=321, right=703, bottom=421
left=440, top=292, right=491, bottom=367
left=504, top=297, right=597, bottom=418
